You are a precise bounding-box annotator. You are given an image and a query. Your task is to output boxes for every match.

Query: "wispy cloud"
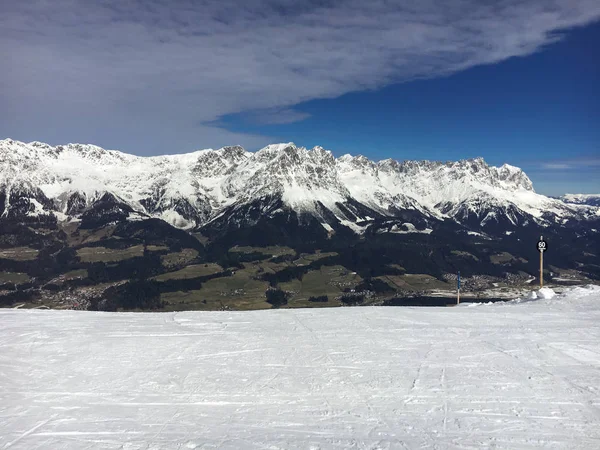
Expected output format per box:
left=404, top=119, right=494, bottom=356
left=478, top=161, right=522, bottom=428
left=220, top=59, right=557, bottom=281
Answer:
left=242, top=108, right=312, bottom=125
left=541, top=163, right=574, bottom=170
left=1, top=0, right=600, bottom=153
left=540, top=157, right=600, bottom=170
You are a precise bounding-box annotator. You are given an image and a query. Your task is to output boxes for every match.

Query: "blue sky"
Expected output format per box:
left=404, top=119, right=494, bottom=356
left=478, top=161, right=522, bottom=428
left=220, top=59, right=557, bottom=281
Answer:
left=222, top=21, right=600, bottom=195
left=1, top=0, right=599, bottom=195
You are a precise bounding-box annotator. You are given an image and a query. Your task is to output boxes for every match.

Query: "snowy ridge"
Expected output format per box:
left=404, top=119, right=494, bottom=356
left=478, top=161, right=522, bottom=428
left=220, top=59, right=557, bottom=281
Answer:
left=560, top=193, right=600, bottom=207
left=0, top=138, right=596, bottom=232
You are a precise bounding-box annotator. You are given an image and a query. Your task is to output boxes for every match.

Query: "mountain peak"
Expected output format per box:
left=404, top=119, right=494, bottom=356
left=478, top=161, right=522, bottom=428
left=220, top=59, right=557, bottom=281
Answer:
left=560, top=193, right=600, bottom=207
left=259, top=142, right=297, bottom=152
left=217, top=145, right=249, bottom=160
left=29, top=141, right=53, bottom=149
left=458, top=157, right=488, bottom=171
left=1, top=138, right=590, bottom=233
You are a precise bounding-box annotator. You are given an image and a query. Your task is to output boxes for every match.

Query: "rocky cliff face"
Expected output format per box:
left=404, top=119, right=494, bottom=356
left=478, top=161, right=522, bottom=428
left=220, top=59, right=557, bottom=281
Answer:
left=1, top=139, right=597, bottom=235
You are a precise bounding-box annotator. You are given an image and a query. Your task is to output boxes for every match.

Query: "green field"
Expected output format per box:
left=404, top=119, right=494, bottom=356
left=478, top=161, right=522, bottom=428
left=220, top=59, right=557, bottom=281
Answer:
left=451, top=250, right=479, bottom=261
left=76, top=244, right=170, bottom=263
left=162, top=289, right=273, bottom=311
left=0, top=272, right=31, bottom=284
left=279, top=264, right=362, bottom=304
left=62, top=269, right=88, bottom=280
left=490, top=252, right=515, bottom=264
left=152, top=263, right=223, bottom=281
left=160, top=267, right=271, bottom=310
left=160, top=261, right=372, bottom=310
left=244, top=260, right=293, bottom=275
left=5, top=234, right=547, bottom=311
left=77, top=245, right=145, bottom=262
left=379, top=273, right=450, bottom=291
left=63, top=224, right=116, bottom=246
left=0, top=247, right=39, bottom=261
left=160, top=248, right=199, bottom=268
left=230, top=245, right=295, bottom=256
left=292, top=251, right=338, bottom=266
left=157, top=261, right=361, bottom=310
left=490, top=252, right=528, bottom=265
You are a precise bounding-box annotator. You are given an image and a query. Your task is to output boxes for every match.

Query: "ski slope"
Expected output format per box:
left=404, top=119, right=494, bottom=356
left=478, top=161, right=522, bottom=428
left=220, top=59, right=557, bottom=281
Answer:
left=1, top=286, right=600, bottom=449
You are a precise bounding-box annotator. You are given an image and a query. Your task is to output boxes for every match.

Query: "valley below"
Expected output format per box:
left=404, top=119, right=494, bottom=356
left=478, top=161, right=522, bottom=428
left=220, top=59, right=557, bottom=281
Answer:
left=0, top=219, right=596, bottom=312
left=1, top=139, right=599, bottom=312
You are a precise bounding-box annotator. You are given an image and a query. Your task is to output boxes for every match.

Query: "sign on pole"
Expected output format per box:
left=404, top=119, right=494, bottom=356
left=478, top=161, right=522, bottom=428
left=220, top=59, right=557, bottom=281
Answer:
left=537, top=236, right=547, bottom=289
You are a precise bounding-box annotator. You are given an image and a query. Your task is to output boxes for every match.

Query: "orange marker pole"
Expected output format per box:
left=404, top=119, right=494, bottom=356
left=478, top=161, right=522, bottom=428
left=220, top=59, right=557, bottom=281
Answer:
left=540, top=245, right=543, bottom=289
left=537, top=235, right=546, bottom=289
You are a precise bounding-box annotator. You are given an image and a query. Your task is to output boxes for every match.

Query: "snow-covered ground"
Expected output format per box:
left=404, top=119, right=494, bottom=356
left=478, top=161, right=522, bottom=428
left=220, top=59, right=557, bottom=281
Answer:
left=1, top=286, right=600, bottom=449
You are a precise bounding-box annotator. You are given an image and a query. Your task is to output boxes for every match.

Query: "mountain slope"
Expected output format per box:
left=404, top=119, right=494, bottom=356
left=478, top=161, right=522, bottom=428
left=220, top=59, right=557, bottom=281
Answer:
left=560, top=194, right=600, bottom=207
left=2, top=138, right=600, bottom=310
left=1, top=139, right=597, bottom=236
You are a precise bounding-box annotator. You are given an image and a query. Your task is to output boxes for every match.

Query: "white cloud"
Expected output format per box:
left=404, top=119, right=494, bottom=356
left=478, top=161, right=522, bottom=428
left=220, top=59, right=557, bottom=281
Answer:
left=240, top=108, right=311, bottom=125
left=1, top=0, right=599, bottom=154
left=541, top=163, right=574, bottom=170
left=538, top=158, right=600, bottom=170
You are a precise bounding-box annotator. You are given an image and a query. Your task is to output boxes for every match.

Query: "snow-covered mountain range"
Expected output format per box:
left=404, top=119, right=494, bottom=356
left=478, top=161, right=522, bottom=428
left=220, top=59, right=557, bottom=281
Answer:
left=1, top=138, right=598, bottom=235
left=560, top=194, right=600, bottom=207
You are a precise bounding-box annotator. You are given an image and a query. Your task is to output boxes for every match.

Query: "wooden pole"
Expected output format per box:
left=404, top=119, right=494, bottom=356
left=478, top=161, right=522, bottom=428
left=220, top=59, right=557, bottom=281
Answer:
left=540, top=246, right=543, bottom=289
left=537, top=235, right=546, bottom=290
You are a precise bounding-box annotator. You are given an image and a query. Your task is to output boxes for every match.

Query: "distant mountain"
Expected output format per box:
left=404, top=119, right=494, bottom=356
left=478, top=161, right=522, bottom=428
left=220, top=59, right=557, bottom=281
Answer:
left=1, top=139, right=597, bottom=238
left=559, top=194, right=600, bottom=207
left=2, top=138, right=599, bottom=311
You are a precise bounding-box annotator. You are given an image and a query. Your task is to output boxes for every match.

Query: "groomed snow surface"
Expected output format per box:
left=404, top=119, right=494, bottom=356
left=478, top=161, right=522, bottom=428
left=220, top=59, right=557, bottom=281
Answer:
left=2, top=286, right=600, bottom=449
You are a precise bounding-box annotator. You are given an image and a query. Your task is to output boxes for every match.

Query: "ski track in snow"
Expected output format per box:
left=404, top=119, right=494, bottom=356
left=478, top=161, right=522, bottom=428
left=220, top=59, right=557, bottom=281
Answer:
left=1, top=286, right=600, bottom=449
